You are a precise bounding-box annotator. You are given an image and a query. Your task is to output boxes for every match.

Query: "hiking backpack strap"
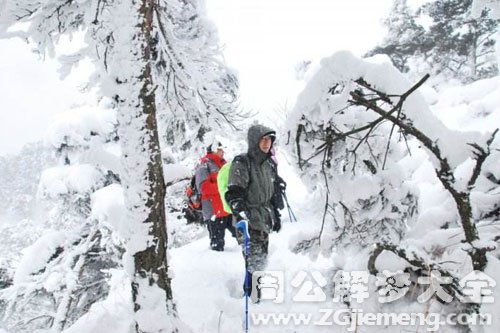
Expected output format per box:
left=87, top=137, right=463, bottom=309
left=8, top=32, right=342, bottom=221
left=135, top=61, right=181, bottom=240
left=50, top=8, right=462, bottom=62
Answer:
left=224, top=154, right=251, bottom=206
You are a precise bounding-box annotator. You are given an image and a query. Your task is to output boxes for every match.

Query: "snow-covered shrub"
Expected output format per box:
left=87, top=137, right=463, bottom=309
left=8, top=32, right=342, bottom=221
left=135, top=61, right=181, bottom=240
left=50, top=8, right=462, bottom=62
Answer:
left=286, top=51, right=500, bottom=332
left=288, top=53, right=421, bottom=250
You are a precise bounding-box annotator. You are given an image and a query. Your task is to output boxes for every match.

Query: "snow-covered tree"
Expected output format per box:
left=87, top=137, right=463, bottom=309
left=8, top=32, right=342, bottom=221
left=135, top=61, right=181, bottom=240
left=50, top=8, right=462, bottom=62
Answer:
left=0, top=144, right=55, bottom=319
left=473, top=0, right=500, bottom=19
left=366, top=0, right=429, bottom=73
left=422, top=0, right=499, bottom=81
left=287, top=51, right=500, bottom=329
left=0, top=104, right=125, bottom=332
left=0, top=0, right=238, bottom=331
left=39, top=106, right=121, bottom=229
left=153, top=0, right=240, bottom=162
left=0, top=143, right=54, bottom=218
left=288, top=52, right=420, bottom=252
left=369, top=0, right=500, bottom=83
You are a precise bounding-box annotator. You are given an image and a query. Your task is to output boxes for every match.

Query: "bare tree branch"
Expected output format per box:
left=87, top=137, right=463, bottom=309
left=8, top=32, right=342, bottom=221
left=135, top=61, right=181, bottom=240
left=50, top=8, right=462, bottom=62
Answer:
left=468, top=129, right=499, bottom=189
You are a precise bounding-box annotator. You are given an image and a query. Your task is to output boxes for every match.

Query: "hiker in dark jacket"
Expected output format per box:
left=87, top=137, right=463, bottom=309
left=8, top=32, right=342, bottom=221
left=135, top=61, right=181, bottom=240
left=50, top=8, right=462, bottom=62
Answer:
left=225, top=124, right=283, bottom=298
left=195, top=140, right=236, bottom=251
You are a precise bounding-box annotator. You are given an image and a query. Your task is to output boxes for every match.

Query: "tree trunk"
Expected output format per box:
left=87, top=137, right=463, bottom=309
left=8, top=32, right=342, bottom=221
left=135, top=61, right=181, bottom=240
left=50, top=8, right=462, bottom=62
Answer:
left=113, top=0, right=174, bottom=331
left=470, top=32, right=478, bottom=80
left=131, top=0, right=172, bottom=303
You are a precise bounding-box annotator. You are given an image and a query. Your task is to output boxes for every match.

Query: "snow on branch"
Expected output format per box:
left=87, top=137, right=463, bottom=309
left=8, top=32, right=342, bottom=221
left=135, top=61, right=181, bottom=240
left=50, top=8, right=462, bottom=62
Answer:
left=289, top=52, right=499, bottom=272
left=368, top=243, right=464, bottom=297
left=349, top=75, right=498, bottom=271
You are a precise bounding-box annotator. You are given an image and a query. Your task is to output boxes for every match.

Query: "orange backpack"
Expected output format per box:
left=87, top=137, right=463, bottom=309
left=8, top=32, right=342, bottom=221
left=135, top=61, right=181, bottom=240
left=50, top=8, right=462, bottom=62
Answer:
left=186, top=175, right=201, bottom=210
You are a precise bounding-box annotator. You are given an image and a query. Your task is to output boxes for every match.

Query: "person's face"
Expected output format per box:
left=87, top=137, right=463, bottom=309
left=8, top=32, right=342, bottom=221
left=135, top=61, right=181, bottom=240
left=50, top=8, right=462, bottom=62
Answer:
left=215, top=148, right=224, bottom=158
left=259, top=136, right=273, bottom=154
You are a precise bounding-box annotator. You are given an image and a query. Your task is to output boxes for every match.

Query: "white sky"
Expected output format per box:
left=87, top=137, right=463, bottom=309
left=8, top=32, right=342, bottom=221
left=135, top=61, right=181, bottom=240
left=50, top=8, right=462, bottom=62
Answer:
left=205, top=0, right=393, bottom=114
left=0, top=38, right=92, bottom=156
left=0, top=0, right=393, bottom=156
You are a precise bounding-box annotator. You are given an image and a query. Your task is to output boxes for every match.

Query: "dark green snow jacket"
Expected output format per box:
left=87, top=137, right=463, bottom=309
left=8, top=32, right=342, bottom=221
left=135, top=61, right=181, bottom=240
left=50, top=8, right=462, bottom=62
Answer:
left=226, top=124, right=278, bottom=233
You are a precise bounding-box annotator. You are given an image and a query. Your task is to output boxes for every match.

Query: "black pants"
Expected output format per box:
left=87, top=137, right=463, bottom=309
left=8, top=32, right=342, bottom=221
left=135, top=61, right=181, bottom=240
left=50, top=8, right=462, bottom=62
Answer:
left=207, top=215, right=236, bottom=251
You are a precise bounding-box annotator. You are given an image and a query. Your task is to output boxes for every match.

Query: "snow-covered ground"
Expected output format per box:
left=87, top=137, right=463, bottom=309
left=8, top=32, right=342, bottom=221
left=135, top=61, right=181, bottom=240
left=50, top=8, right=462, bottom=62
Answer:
left=171, top=218, right=340, bottom=333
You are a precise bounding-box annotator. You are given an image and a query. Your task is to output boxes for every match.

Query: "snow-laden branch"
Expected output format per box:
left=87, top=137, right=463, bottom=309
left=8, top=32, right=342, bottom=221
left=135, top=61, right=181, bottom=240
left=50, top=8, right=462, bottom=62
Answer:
left=289, top=51, right=499, bottom=272
left=350, top=77, right=498, bottom=271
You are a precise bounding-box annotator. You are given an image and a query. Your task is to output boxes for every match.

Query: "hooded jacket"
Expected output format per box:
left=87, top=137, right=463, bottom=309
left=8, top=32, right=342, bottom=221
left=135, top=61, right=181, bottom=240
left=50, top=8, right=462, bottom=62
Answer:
left=226, top=124, right=278, bottom=233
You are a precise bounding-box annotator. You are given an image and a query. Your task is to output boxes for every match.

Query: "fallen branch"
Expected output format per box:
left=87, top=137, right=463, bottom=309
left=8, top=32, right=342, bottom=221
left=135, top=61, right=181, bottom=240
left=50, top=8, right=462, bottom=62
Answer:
left=368, top=243, right=464, bottom=298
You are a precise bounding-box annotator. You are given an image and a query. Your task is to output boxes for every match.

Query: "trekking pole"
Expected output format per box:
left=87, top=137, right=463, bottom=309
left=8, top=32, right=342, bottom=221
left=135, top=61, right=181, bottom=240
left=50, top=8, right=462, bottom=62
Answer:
left=281, top=190, right=298, bottom=222
left=236, top=220, right=250, bottom=333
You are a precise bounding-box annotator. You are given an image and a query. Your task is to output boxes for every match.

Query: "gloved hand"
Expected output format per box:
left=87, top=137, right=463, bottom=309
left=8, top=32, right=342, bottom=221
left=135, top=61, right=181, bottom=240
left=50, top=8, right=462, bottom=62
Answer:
left=272, top=217, right=281, bottom=232
left=277, top=176, right=287, bottom=192
left=272, top=209, right=281, bottom=232
left=230, top=199, right=249, bottom=221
